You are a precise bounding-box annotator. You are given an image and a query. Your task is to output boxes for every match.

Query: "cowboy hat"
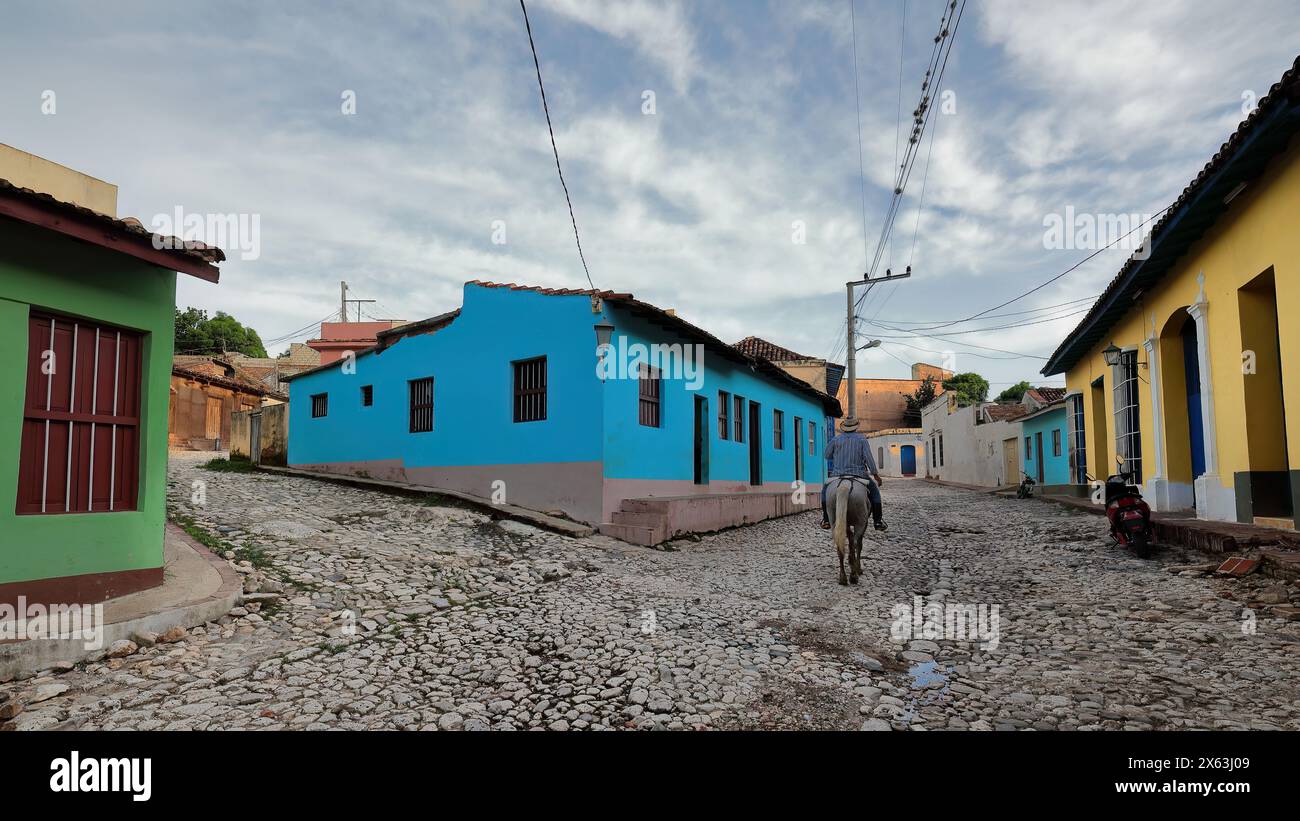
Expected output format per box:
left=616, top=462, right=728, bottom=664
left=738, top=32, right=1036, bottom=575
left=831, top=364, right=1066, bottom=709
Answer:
left=839, top=417, right=860, bottom=432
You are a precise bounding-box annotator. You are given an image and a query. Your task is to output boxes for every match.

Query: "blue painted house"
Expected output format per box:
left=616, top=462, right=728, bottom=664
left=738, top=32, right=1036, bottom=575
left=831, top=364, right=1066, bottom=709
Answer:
left=1019, top=389, right=1069, bottom=488
left=284, top=282, right=840, bottom=543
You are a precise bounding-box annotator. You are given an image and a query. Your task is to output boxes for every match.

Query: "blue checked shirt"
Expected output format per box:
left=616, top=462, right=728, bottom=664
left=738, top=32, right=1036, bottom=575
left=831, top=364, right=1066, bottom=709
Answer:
left=825, top=431, right=879, bottom=478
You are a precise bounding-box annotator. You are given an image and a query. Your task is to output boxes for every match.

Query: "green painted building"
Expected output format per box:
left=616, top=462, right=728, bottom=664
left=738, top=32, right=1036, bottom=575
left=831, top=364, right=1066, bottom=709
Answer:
left=0, top=175, right=222, bottom=609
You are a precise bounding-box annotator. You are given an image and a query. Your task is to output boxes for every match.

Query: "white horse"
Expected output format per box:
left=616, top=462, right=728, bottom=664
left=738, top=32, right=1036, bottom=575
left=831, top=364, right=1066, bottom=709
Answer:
left=829, top=476, right=873, bottom=585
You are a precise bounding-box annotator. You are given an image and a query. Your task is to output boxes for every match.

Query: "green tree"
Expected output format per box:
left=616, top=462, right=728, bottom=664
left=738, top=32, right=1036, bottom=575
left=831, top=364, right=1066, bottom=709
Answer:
left=942, top=372, right=990, bottom=407
left=995, top=380, right=1033, bottom=403
left=174, top=307, right=268, bottom=358
left=903, top=375, right=939, bottom=426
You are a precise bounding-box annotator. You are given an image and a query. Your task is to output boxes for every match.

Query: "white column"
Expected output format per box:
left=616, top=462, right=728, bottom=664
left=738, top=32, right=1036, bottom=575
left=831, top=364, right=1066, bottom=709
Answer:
left=1143, top=319, right=1168, bottom=510
left=1187, top=271, right=1229, bottom=520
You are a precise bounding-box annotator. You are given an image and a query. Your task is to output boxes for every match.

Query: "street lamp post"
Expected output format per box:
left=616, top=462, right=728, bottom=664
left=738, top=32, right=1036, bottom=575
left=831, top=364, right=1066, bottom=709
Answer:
left=845, top=268, right=911, bottom=420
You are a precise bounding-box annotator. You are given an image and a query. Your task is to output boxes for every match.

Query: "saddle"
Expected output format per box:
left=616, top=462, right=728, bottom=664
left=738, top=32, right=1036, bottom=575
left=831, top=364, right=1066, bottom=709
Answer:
left=829, top=475, right=875, bottom=490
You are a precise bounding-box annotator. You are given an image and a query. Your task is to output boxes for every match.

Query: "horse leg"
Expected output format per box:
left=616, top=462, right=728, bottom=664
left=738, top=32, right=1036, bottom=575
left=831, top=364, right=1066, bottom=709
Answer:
left=851, top=528, right=864, bottom=580
left=833, top=480, right=850, bottom=586
left=848, top=524, right=860, bottom=584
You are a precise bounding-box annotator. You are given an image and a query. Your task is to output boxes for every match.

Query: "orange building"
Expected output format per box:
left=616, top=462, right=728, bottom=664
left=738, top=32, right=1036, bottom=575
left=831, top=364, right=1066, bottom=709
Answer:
left=306, top=320, right=406, bottom=365
left=836, top=363, right=952, bottom=433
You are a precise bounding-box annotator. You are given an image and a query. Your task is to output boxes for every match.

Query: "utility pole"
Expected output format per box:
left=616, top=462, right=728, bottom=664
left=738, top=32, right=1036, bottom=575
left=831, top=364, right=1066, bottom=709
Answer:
left=845, top=267, right=912, bottom=420
left=338, top=280, right=376, bottom=323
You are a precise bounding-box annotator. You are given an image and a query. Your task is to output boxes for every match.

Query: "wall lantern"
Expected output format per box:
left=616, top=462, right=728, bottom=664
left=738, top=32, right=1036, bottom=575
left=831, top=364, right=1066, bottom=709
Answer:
left=1103, top=342, right=1147, bottom=368
left=594, top=321, right=615, bottom=350
left=594, top=321, right=615, bottom=382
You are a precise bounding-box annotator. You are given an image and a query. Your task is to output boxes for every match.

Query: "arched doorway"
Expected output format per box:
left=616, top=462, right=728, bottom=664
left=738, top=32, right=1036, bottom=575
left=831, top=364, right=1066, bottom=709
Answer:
left=900, top=445, right=916, bottom=476
left=1158, top=308, right=1201, bottom=510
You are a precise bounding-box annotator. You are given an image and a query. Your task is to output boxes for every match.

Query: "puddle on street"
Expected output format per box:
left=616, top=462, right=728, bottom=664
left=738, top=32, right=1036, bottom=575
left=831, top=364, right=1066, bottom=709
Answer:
left=908, top=660, right=948, bottom=690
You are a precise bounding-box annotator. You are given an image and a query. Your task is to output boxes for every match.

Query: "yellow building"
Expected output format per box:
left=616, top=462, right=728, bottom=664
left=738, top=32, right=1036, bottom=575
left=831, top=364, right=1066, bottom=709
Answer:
left=1043, top=55, right=1300, bottom=528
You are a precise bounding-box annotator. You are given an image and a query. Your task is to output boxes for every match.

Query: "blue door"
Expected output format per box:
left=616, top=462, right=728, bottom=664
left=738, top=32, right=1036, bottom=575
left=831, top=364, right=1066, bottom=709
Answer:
left=900, top=445, right=916, bottom=476
left=1181, top=319, right=1206, bottom=479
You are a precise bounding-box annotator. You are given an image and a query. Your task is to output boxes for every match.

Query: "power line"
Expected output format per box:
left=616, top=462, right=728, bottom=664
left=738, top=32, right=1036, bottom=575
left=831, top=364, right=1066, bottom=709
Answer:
left=857, top=317, right=1049, bottom=359
left=848, top=0, right=871, bottom=273
left=882, top=339, right=1024, bottom=362
left=880, top=294, right=1100, bottom=325
left=832, top=0, right=965, bottom=365
left=519, top=0, right=596, bottom=291
left=871, top=305, right=1093, bottom=338
left=887, top=0, right=907, bottom=273
left=855, top=0, right=965, bottom=324
left=896, top=206, right=1169, bottom=334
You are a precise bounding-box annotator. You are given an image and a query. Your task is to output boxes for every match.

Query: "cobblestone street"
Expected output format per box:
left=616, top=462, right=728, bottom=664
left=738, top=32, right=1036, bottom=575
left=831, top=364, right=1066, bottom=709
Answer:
left=4, top=452, right=1299, bottom=731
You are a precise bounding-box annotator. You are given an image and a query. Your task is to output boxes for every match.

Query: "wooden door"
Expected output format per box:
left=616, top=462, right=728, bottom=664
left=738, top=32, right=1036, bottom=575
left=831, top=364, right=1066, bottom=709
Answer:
left=1002, top=438, right=1018, bottom=487
left=693, top=395, right=708, bottom=485
left=205, top=397, right=222, bottom=440
left=250, top=412, right=263, bottom=466
left=793, top=416, right=803, bottom=482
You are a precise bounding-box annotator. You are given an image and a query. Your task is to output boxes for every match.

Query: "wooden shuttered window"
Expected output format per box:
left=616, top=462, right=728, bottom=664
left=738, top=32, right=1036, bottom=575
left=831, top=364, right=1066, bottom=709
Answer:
left=733, top=395, right=744, bottom=442
left=773, top=409, right=784, bottom=449
left=409, top=377, right=434, bottom=433
left=637, top=365, right=661, bottom=428
left=513, top=357, right=547, bottom=423
left=17, top=312, right=143, bottom=515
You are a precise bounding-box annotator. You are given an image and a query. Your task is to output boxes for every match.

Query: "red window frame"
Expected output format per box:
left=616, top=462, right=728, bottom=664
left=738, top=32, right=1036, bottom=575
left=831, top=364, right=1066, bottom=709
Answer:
left=17, top=311, right=143, bottom=515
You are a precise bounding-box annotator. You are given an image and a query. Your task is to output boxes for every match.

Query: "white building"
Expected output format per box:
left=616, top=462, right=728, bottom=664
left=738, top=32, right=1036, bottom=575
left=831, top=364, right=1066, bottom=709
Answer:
left=921, top=395, right=1029, bottom=488
left=865, top=428, right=925, bottom=478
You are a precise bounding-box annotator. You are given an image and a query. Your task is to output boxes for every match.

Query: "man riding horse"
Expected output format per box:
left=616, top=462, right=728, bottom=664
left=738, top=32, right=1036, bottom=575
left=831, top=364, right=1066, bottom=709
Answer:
left=820, top=416, right=887, bottom=532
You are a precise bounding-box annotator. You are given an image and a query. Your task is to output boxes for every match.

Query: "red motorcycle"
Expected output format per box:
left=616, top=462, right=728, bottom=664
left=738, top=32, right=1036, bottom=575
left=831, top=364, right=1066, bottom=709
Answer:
left=1102, top=469, right=1154, bottom=558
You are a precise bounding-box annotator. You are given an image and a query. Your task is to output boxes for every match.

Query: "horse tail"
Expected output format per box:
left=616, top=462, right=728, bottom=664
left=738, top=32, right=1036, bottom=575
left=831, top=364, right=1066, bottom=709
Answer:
left=833, top=480, right=850, bottom=555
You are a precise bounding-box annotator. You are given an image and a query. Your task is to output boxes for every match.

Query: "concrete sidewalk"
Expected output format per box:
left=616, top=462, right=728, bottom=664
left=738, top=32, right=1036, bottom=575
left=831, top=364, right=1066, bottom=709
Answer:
left=1026, top=489, right=1300, bottom=577
left=0, top=524, right=242, bottom=680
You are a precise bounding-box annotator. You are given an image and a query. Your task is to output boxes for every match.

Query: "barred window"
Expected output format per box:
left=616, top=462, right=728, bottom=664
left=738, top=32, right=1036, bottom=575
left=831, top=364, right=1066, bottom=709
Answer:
left=733, top=395, right=745, bottom=442
left=773, top=409, right=784, bottom=449
left=1052, top=428, right=1062, bottom=458
left=1066, top=393, right=1087, bottom=483
left=361, top=385, right=373, bottom=407
left=939, top=433, right=945, bottom=466
left=718, top=391, right=730, bottom=439
left=1025, top=436, right=1033, bottom=460
left=311, top=393, right=328, bottom=418
left=1112, top=350, right=1142, bottom=483
left=637, top=365, right=661, bottom=427
left=17, top=312, right=142, bottom=514
left=807, top=420, right=816, bottom=455
left=409, top=377, right=433, bottom=433
left=513, top=357, right=547, bottom=423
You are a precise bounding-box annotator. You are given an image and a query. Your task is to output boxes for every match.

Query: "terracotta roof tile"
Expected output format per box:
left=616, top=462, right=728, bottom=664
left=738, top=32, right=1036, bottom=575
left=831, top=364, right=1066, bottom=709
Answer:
left=732, top=336, right=819, bottom=362
left=0, top=177, right=225, bottom=268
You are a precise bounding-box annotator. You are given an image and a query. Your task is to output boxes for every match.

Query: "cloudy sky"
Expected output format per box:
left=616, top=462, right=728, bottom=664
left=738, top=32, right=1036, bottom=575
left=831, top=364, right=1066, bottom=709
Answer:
left=3, top=0, right=1297, bottom=390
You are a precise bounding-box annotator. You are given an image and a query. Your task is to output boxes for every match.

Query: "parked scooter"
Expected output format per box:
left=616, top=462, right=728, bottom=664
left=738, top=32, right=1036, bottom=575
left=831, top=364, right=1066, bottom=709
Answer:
left=1095, top=457, right=1154, bottom=558
left=1017, top=472, right=1036, bottom=499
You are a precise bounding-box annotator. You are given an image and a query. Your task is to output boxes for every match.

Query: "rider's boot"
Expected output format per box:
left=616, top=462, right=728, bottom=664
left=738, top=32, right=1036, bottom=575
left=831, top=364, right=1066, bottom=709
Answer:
left=872, top=503, right=888, bottom=531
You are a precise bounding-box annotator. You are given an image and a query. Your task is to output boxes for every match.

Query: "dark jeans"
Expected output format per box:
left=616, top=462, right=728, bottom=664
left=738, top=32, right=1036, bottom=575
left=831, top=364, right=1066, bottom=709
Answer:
left=822, top=475, right=881, bottom=519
